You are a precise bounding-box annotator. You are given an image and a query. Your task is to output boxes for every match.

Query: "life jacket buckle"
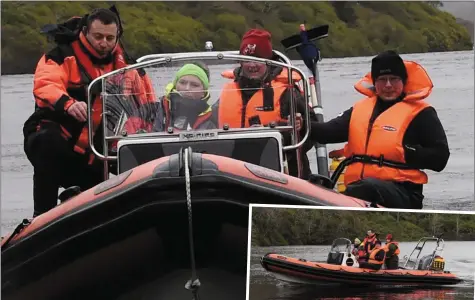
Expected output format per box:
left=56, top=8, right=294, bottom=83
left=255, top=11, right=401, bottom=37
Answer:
left=378, top=155, right=384, bottom=167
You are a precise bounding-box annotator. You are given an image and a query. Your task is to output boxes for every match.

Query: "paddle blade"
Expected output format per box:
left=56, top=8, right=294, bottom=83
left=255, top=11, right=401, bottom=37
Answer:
left=281, top=25, right=329, bottom=51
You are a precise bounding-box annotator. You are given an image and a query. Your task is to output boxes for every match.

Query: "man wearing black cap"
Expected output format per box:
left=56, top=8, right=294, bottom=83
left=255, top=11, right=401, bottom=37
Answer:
left=309, top=50, right=450, bottom=209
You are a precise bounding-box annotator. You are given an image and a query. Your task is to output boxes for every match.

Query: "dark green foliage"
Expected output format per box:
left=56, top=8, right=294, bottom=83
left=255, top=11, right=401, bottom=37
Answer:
left=251, top=208, right=475, bottom=246
left=1, top=1, right=473, bottom=74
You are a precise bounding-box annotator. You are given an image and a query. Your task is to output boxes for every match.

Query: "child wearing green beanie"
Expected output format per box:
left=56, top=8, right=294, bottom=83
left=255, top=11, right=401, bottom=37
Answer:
left=123, top=61, right=216, bottom=133
left=164, top=61, right=214, bottom=130
left=164, top=62, right=210, bottom=99
left=173, top=63, right=210, bottom=90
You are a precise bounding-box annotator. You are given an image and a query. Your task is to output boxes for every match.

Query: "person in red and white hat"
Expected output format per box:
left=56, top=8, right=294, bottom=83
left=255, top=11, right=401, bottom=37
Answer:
left=212, top=28, right=317, bottom=179
left=238, top=29, right=274, bottom=80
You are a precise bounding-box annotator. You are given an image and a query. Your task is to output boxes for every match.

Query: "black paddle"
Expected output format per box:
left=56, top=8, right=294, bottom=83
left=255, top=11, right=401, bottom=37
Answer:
left=281, top=24, right=330, bottom=178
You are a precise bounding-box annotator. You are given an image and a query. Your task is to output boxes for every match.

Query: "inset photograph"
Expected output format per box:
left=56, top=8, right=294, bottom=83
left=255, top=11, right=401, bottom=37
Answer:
left=248, top=205, right=475, bottom=300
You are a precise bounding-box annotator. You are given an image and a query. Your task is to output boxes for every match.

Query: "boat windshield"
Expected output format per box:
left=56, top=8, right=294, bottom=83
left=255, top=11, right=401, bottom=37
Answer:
left=330, top=238, right=352, bottom=253
left=88, top=53, right=309, bottom=150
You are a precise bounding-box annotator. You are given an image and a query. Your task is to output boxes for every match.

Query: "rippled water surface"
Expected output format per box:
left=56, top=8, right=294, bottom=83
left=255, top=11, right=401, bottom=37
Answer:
left=1, top=51, right=474, bottom=234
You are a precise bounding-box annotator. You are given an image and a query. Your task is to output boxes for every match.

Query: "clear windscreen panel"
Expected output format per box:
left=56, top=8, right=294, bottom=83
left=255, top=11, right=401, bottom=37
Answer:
left=98, top=55, right=308, bottom=141
left=330, top=238, right=352, bottom=253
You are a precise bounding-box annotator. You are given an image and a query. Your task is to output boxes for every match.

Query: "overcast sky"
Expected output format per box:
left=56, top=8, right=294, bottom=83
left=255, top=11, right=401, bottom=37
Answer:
left=441, top=1, right=475, bottom=23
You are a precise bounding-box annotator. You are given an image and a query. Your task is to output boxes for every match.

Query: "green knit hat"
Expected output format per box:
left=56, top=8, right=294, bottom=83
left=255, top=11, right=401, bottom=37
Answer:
left=173, top=63, right=209, bottom=90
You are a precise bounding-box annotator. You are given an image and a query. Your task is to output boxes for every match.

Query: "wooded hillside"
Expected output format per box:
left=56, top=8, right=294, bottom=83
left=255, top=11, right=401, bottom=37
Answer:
left=251, top=208, right=475, bottom=246
left=1, top=1, right=473, bottom=75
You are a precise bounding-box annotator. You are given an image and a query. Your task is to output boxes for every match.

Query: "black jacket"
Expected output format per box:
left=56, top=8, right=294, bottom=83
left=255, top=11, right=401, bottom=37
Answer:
left=310, top=97, right=450, bottom=187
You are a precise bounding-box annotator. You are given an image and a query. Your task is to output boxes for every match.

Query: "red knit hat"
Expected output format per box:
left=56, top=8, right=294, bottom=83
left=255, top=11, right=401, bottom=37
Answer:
left=239, top=29, right=273, bottom=59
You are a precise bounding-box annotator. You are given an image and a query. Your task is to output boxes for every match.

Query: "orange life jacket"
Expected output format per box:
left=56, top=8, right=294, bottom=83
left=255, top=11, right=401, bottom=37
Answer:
left=70, top=33, right=122, bottom=157
left=71, top=33, right=158, bottom=158
left=362, top=235, right=377, bottom=253
left=383, top=241, right=401, bottom=256
left=217, top=68, right=301, bottom=128
left=31, top=32, right=154, bottom=164
left=368, top=247, right=386, bottom=265
left=344, top=60, right=433, bottom=186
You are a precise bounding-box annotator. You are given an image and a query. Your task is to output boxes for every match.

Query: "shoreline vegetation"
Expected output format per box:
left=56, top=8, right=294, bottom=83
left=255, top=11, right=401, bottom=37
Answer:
left=1, top=1, right=473, bottom=75
left=251, top=208, right=475, bottom=247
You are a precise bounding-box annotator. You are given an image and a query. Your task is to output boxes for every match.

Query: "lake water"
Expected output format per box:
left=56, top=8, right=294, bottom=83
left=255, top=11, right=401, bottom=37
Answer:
left=1, top=51, right=474, bottom=234
left=249, top=242, right=475, bottom=300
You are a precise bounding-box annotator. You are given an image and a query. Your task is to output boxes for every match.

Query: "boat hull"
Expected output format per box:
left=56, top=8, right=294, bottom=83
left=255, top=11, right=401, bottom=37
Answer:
left=261, top=253, right=464, bottom=287
left=2, top=201, right=250, bottom=300
left=1, top=153, right=368, bottom=299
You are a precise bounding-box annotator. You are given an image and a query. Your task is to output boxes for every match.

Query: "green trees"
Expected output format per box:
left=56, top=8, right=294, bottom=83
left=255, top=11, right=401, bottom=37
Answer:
left=251, top=208, right=475, bottom=246
left=1, top=1, right=473, bottom=74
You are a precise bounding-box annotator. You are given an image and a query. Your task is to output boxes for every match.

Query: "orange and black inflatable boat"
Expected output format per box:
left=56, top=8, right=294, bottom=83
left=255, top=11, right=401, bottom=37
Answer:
left=1, top=150, right=369, bottom=300
left=261, top=253, right=464, bottom=287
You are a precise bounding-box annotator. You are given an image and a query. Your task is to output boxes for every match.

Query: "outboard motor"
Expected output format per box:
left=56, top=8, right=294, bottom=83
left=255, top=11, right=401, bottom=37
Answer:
left=430, top=255, right=445, bottom=271
left=417, top=255, right=433, bottom=270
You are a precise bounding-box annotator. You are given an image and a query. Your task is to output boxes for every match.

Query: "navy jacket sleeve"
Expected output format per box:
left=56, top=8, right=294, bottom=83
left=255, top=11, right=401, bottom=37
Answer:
left=310, top=107, right=353, bottom=144
left=403, top=107, right=450, bottom=172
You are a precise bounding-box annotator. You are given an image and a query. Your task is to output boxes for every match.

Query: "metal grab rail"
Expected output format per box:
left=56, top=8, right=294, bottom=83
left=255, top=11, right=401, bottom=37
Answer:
left=86, top=52, right=312, bottom=169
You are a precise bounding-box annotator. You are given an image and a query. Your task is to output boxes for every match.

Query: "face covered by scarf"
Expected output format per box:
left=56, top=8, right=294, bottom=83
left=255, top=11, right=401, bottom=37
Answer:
left=167, top=63, right=211, bottom=128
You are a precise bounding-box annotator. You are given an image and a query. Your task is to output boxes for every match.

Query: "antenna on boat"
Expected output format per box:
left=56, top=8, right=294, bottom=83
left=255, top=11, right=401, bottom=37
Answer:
left=205, top=41, right=213, bottom=51
left=280, top=23, right=330, bottom=178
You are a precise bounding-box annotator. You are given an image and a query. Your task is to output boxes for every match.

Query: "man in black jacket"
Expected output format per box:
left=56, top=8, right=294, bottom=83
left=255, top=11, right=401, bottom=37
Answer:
left=310, top=50, right=450, bottom=209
